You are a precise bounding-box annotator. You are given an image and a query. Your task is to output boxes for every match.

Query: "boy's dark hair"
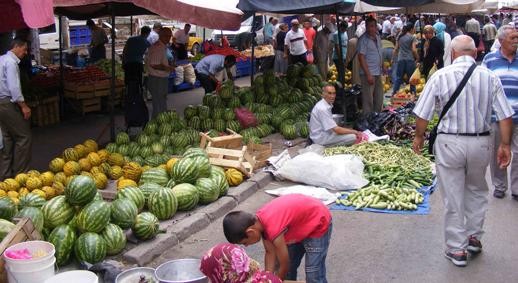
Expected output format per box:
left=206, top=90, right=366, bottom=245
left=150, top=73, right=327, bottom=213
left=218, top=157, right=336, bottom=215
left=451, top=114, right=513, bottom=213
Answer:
left=10, top=38, right=27, bottom=49
left=223, top=211, right=256, bottom=243
left=224, top=55, right=236, bottom=67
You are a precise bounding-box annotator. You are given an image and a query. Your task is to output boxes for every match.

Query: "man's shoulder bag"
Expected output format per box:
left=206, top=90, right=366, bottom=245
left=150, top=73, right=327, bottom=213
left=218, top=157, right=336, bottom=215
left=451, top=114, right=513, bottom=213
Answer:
left=428, top=63, right=477, bottom=154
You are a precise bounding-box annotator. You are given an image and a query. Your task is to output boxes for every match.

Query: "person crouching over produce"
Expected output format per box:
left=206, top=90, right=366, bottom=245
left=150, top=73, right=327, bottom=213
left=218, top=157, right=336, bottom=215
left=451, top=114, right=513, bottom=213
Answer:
left=309, top=83, right=363, bottom=146
left=412, top=35, right=513, bottom=267
left=223, top=194, right=332, bottom=283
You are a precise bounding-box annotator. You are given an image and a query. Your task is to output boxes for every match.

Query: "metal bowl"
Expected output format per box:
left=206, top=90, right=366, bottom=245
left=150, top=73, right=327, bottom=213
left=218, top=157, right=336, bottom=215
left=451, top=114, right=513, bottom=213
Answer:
left=155, top=259, right=207, bottom=283
left=116, top=267, right=157, bottom=283
left=332, top=114, right=344, bottom=125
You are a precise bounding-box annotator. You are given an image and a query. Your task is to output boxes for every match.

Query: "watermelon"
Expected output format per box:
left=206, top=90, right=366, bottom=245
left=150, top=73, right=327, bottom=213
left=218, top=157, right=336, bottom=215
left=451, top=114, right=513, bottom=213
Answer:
left=158, top=124, right=173, bottom=136
left=76, top=201, right=111, bottom=233
left=132, top=212, right=160, bottom=240
left=110, top=198, right=138, bottom=229
left=197, top=105, right=210, bottom=119
left=139, top=167, right=169, bottom=186
left=171, top=133, right=189, bottom=148
left=210, top=166, right=229, bottom=197
left=101, top=223, right=126, bottom=255
left=226, top=120, right=241, bottom=132
left=201, top=119, right=213, bottom=131
left=182, top=149, right=211, bottom=178
left=156, top=112, right=171, bottom=124
left=42, top=196, right=74, bottom=229
left=219, top=80, right=234, bottom=99
left=151, top=142, right=165, bottom=154
left=184, top=105, right=198, bottom=120
left=0, top=197, right=16, bottom=221
left=195, top=178, right=219, bottom=204
left=139, top=183, right=163, bottom=202
left=188, top=116, right=201, bottom=130
left=148, top=188, right=178, bottom=220
left=139, top=147, right=153, bottom=158
left=75, top=232, right=106, bottom=264
left=48, top=224, right=76, bottom=266
left=65, top=175, right=97, bottom=206
left=170, top=157, right=200, bottom=184
left=159, top=136, right=172, bottom=147
left=16, top=207, right=44, bottom=232
left=137, top=134, right=152, bottom=146
left=144, top=122, right=158, bottom=135
left=116, top=132, right=130, bottom=145
left=213, top=119, right=226, bottom=132
left=172, top=183, right=199, bottom=211
left=117, top=187, right=145, bottom=212
left=227, top=96, right=241, bottom=109
left=0, top=219, right=15, bottom=241
left=105, top=143, right=118, bottom=153
left=165, top=179, right=176, bottom=189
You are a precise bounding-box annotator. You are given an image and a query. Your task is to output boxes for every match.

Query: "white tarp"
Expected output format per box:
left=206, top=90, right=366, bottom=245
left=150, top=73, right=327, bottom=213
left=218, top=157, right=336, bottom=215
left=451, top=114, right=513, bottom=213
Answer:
left=354, top=1, right=403, bottom=13
left=405, top=0, right=485, bottom=14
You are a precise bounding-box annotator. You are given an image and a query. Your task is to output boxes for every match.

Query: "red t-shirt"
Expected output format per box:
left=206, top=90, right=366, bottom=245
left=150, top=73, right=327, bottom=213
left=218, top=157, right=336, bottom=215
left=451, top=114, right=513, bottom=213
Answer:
left=303, top=28, right=316, bottom=50
left=256, top=194, right=331, bottom=244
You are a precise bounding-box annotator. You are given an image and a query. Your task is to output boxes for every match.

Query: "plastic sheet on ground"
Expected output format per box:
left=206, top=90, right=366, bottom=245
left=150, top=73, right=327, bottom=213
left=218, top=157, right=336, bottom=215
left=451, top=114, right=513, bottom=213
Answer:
left=265, top=185, right=338, bottom=205
left=330, top=180, right=436, bottom=215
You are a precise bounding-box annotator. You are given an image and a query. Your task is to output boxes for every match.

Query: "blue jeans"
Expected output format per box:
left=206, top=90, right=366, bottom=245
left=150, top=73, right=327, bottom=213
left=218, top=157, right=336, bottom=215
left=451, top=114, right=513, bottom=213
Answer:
left=393, top=59, right=416, bottom=94
left=286, top=222, right=332, bottom=283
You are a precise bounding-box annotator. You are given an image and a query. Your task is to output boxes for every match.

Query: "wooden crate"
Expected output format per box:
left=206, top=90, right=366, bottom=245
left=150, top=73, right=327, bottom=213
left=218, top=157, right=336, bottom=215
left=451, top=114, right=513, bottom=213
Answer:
left=31, top=96, right=60, bottom=127
left=246, top=142, right=272, bottom=169
left=200, top=129, right=243, bottom=149
left=101, top=86, right=125, bottom=110
left=390, top=95, right=415, bottom=108
left=205, top=146, right=257, bottom=176
left=0, top=218, right=43, bottom=282
left=64, top=79, right=111, bottom=99
left=70, top=97, right=102, bottom=115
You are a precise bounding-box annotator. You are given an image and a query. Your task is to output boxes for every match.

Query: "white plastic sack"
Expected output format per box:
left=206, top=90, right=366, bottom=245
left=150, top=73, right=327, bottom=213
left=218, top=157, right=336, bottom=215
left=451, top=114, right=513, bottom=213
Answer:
left=277, top=152, right=368, bottom=190
left=174, top=66, right=184, bottom=85
left=183, top=64, right=196, bottom=84
left=265, top=185, right=338, bottom=205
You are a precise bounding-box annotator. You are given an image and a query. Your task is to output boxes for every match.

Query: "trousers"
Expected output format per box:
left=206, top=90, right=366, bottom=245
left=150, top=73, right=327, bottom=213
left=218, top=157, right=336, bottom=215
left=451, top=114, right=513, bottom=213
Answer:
left=490, top=123, right=518, bottom=195
left=360, top=75, right=383, bottom=114
left=0, top=100, right=32, bottom=179
left=147, top=75, right=169, bottom=118
left=435, top=134, right=491, bottom=252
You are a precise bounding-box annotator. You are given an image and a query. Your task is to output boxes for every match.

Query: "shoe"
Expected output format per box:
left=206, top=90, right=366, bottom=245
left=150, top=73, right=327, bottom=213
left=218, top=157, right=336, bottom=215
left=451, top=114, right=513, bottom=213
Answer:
left=467, top=236, right=482, bottom=254
left=445, top=251, right=467, bottom=267
left=493, top=190, right=505, bottom=199
left=512, top=194, right=518, bottom=201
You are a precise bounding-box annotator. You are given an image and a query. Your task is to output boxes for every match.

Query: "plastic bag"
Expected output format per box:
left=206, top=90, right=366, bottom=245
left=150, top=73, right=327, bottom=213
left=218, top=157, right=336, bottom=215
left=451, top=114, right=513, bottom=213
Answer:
left=277, top=152, right=369, bottom=190
left=234, top=107, right=258, bottom=129
left=409, top=65, right=421, bottom=85
left=183, top=64, right=196, bottom=84
left=427, top=63, right=437, bottom=80
left=265, top=185, right=338, bottom=205
left=306, top=51, right=314, bottom=64
left=174, top=66, right=184, bottom=85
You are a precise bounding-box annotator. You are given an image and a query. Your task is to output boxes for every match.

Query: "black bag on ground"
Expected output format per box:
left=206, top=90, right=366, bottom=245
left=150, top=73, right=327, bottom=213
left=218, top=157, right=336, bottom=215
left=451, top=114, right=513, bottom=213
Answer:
left=124, top=81, right=149, bottom=128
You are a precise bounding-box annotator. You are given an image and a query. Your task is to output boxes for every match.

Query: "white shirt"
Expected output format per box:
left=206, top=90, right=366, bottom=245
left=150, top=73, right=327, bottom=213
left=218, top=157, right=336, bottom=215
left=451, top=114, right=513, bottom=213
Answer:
left=0, top=51, right=23, bottom=103
left=443, top=32, right=452, bottom=66
left=382, top=20, right=393, bottom=34
left=174, top=29, right=189, bottom=44
left=465, top=18, right=481, bottom=34
left=413, top=55, right=514, bottom=134
left=309, top=99, right=337, bottom=144
left=147, top=30, right=159, bottom=45
left=145, top=41, right=170, bottom=78
left=284, top=29, right=307, bottom=56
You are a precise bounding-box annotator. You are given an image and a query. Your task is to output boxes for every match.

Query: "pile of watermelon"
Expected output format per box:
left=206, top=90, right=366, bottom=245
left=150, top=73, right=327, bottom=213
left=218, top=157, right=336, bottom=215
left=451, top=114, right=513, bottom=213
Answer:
left=184, top=65, right=321, bottom=142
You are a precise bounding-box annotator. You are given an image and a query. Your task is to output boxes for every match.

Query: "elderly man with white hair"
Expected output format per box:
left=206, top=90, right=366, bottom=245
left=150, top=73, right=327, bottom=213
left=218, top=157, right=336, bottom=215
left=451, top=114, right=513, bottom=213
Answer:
left=412, top=35, right=514, bottom=267
left=482, top=25, right=518, bottom=200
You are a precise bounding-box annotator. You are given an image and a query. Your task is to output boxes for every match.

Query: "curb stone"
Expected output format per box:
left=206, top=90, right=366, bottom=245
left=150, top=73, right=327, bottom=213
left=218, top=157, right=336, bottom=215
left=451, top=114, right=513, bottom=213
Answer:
left=122, top=172, right=273, bottom=265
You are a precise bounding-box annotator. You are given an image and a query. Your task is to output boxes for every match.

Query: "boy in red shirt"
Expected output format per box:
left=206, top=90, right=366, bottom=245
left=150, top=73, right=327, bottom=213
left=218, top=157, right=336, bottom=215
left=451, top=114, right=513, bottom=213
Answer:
left=223, top=194, right=332, bottom=283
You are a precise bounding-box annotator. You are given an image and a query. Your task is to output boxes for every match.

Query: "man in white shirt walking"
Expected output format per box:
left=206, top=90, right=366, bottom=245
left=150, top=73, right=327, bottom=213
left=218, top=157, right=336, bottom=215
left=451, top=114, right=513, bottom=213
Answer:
left=413, top=35, right=514, bottom=267
left=284, top=19, right=308, bottom=65
left=173, top=24, right=191, bottom=60
left=464, top=15, right=481, bottom=47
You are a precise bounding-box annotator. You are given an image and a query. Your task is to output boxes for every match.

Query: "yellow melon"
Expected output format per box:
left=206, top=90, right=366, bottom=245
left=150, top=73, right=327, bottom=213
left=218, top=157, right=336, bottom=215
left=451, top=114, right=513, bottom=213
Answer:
left=165, top=158, right=179, bottom=173
left=87, top=152, right=102, bottom=166
left=42, top=186, right=57, bottom=199
left=97, top=149, right=110, bottom=162
left=117, top=179, right=137, bottom=190
left=48, top=157, right=66, bottom=173
left=54, top=172, right=67, bottom=184
left=0, top=190, right=6, bottom=198
left=7, top=191, right=18, bottom=199
left=40, top=171, right=55, bottom=186
left=3, top=178, right=20, bottom=191
left=18, top=187, right=29, bottom=197
left=225, top=168, right=244, bottom=186
left=123, top=162, right=142, bottom=181
left=108, top=153, right=125, bottom=167
left=74, top=144, right=88, bottom=158
left=109, top=166, right=123, bottom=180
left=31, top=189, right=46, bottom=199
left=78, top=158, right=92, bottom=172
left=83, top=139, right=99, bottom=153
left=52, top=181, right=65, bottom=195
left=27, top=170, right=41, bottom=178
left=14, top=173, right=29, bottom=187
left=63, top=161, right=81, bottom=176
left=25, top=177, right=42, bottom=191
left=93, top=173, right=108, bottom=190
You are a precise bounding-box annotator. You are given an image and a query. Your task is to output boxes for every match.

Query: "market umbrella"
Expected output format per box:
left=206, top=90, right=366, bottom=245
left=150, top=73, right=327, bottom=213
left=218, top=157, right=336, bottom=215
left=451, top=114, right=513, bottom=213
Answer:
left=0, top=0, right=55, bottom=33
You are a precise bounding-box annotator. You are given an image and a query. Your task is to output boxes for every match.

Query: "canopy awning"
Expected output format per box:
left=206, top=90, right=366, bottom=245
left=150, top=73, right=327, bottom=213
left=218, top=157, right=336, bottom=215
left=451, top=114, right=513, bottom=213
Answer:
left=0, top=0, right=55, bottom=33
left=237, top=0, right=355, bottom=15
left=54, top=0, right=243, bottom=30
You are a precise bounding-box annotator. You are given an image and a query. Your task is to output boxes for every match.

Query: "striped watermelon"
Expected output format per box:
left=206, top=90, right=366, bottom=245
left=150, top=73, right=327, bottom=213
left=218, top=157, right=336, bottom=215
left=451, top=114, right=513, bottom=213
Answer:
left=226, top=120, right=241, bottom=132
left=139, top=168, right=169, bottom=186
left=137, top=134, right=152, bottom=146
left=42, top=196, right=74, bottom=229
left=172, top=183, right=199, bottom=211
left=76, top=201, right=111, bottom=233
left=223, top=108, right=236, bottom=121
left=158, top=124, right=173, bottom=136
left=19, top=193, right=46, bottom=209
left=213, top=119, right=226, bottom=132
left=116, top=132, right=130, bottom=145
left=184, top=105, right=198, bottom=120
left=0, top=198, right=17, bottom=221
left=110, top=198, right=138, bottom=229
left=201, top=119, right=213, bottom=131
left=16, top=207, right=44, bottom=232
left=182, top=149, right=211, bottom=178
left=148, top=188, right=178, bottom=220
left=195, top=178, right=219, bottom=204
left=101, top=223, right=126, bottom=255
left=210, top=166, right=229, bottom=197
left=197, top=105, right=210, bottom=119
left=63, top=148, right=80, bottom=162
left=156, top=111, right=171, bottom=124
left=165, top=179, right=176, bottom=189
left=117, top=187, right=145, bottom=212
left=171, top=134, right=189, bottom=148
left=132, top=212, right=159, bottom=240
left=170, top=157, right=200, bottom=184
left=48, top=224, right=76, bottom=266
left=188, top=116, right=201, bottom=130
left=139, top=183, right=163, bottom=202
left=75, top=232, right=106, bottom=264
left=65, top=175, right=97, bottom=206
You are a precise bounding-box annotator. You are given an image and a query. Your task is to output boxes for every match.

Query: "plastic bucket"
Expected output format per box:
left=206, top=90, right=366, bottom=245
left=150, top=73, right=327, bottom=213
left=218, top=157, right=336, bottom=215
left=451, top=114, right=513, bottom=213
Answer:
left=3, top=241, right=55, bottom=271
left=6, top=256, right=55, bottom=283
left=155, top=259, right=208, bottom=283
left=44, top=270, right=98, bottom=283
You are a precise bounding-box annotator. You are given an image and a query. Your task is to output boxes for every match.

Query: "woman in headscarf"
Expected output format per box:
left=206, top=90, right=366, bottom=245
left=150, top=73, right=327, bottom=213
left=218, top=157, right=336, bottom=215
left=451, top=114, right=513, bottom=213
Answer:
left=200, top=243, right=282, bottom=283
left=419, top=25, right=444, bottom=78
left=433, top=21, right=452, bottom=66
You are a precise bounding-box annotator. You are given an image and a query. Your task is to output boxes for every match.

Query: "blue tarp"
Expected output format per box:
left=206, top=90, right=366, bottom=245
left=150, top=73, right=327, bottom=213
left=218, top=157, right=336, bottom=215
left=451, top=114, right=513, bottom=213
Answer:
left=330, top=179, right=437, bottom=215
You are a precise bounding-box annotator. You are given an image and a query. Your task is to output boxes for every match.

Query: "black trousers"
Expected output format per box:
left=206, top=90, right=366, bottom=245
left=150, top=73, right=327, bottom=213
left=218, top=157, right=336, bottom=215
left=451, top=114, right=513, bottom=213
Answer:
left=123, top=62, right=144, bottom=88
left=195, top=71, right=216, bottom=94
left=289, top=53, right=307, bottom=65
left=175, top=44, right=188, bottom=60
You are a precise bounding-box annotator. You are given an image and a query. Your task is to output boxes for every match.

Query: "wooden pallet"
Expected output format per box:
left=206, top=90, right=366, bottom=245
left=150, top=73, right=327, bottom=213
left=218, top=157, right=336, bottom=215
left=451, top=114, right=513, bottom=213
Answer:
left=30, top=96, right=60, bottom=127
left=199, top=129, right=243, bottom=149
left=69, top=97, right=102, bottom=115
left=205, top=146, right=256, bottom=176
left=0, top=218, right=42, bottom=283
left=64, top=79, right=111, bottom=99
left=246, top=142, right=272, bottom=169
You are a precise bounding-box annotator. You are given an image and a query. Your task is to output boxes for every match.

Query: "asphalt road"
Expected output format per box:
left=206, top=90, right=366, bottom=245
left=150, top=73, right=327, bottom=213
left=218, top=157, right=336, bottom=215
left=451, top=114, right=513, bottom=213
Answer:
left=149, top=178, right=518, bottom=283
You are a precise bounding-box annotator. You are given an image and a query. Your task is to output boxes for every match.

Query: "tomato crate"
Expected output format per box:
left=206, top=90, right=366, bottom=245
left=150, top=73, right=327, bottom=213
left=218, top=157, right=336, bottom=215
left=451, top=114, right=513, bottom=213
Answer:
left=69, top=97, right=102, bottom=115
left=199, top=129, right=243, bottom=149
left=0, top=218, right=43, bottom=282
left=205, top=145, right=256, bottom=177
left=29, top=96, right=60, bottom=127
left=246, top=142, right=272, bottom=169
left=64, top=79, right=113, bottom=99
